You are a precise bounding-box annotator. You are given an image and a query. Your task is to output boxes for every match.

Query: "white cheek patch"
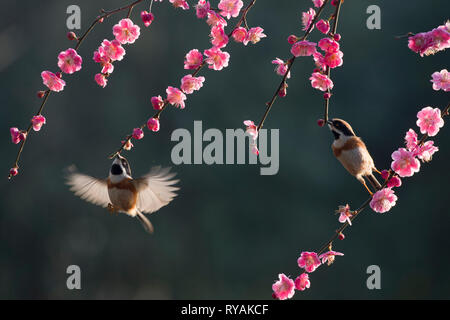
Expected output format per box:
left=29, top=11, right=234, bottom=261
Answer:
left=109, top=174, right=126, bottom=183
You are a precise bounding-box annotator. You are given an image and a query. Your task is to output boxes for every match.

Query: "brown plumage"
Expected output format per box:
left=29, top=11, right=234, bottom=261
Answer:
left=66, top=155, right=179, bottom=234
left=328, top=119, right=381, bottom=195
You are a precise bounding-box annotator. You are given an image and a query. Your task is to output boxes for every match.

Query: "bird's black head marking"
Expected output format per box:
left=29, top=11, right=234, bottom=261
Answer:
left=329, top=118, right=356, bottom=138
left=111, top=164, right=123, bottom=175
left=120, top=158, right=132, bottom=176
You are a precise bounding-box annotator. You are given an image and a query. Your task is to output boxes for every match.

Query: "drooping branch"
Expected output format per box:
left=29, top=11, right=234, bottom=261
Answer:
left=109, top=0, right=259, bottom=159
left=256, top=0, right=343, bottom=132
left=8, top=0, right=147, bottom=179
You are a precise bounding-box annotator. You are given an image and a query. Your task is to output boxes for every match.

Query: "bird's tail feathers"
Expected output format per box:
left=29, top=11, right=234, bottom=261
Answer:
left=136, top=211, right=154, bottom=234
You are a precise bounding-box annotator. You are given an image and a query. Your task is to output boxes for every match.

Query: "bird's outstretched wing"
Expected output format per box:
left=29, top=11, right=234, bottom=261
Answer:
left=65, top=169, right=110, bottom=208
left=134, top=166, right=179, bottom=214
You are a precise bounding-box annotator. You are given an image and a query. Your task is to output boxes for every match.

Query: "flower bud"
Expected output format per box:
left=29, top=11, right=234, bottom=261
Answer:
left=9, top=167, right=18, bottom=178
left=317, top=119, right=325, bottom=127
left=381, top=170, right=390, bottom=180
left=141, top=11, right=155, bottom=27
left=132, top=128, right=144, bottom=140
left=287, top=35, right=298, bottom=44
left=147, top=117, right=160, bottom=132
left=67, top=31, right=77, bottom=41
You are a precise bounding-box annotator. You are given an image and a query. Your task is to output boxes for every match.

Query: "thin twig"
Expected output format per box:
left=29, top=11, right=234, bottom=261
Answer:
left=256, top=0, right=333, bottom=132
left=323, top=0, right=343, bottom=122
left=109, top=0, right=258, bottom=159
left=8, top=0, right=146, bottom=179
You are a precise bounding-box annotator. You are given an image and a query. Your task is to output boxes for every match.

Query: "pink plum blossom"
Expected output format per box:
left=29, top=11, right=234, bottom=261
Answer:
left=370, top=188, right=398, bottom=213
left=294, top=273, right=310, bottom=291
left=10, top=127, right=26, bottom=144
left=416, top=141, right=439, bottom=162
left=387, top=176, right=402, bottom=188
left=181, top=74, right=205, bottom=94
left=195, top=0, right=210, bottom=19
left=147, top=117, right=160, bottom=132
left=132, top=128, right=144, bottom=140
left=113, top=18, right=140, bottom=44
left=232, top=27, right=247, bottom=43
left=316, top=19, right=330, bottom=34
left=122, top=139, right=134, bottom=150
left=93, top=46, right=109, bottom=65
left=140, top=11, right=155, bottom=27
left=408, top=32, right=433, bottom=56
left=210, top=25, right=229, bottom=48
left=318, top=250, right=344, bottom=266
left=431, top=69, right=450, bottom=92
left=206, top=10, right=227, bottom=27
left=31, top=115, right=46, bottom=131
left=166, top=86, right=187, bottom=109
left=291, top=40, right=317, bottom=57
left=302, top=8, right=316, bottom=31
left=312, top=52, right=326, bottom=71
left=318, top=38, right=340, bottom=53
left=336, top=204, right=352, bottom=225
left=184, top=49, right=204, bottom=69
left=41, top=71, right=66, bottom=92
left=391, top=148, right=420, bottom=177
left=57, top=48, right=82, bottom=74
left=297, top=251, right=321, bottom=273
left=309, top=72, right=333, bottom=91
left=244, top=120, right=258, bottom=140
left=100, top=39, right=126, bottom=61
left=204, top=47, right=230, bottom=71
left=93, top=46, right=114, bottom=73
left=244, top=120, right=259, bottom=155
left=324, top=50, right=344, bottom=68
left=405, top=129, right=418, bottom=151
left=312, top=0, right=325, bottom=8
left=170, top=0, right=190, bottom=10
left=151, top=95, right=165, bottom=110
left=218, top=0, right=243, bottom=19
left=416, top=107, right=444, bottom=137
left=95, top=73, right=108, bottom=88
left=243, top=27, right=266, bottom=46
left=272, top=274, right=295, bottom=300
left=278, top=83, right=288, bottom=97
left=408, top=24, right=450, bottom=56
left=272, top=58, right=290, bottom=78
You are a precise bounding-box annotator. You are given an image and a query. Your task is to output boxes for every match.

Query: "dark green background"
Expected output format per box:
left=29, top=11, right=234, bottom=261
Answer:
left=1, top=0, right=449, bottom=299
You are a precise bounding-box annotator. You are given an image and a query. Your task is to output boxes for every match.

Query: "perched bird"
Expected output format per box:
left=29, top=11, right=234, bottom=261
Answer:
left=66, top=155, right=179, bottom=234
left=327, top=118, right=382, bottom=195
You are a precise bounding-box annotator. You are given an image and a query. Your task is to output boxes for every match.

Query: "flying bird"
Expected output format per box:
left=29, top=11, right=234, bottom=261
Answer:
left=66, top=155, right=179, bottom=234
left=327, top=118, right=382, bottom=195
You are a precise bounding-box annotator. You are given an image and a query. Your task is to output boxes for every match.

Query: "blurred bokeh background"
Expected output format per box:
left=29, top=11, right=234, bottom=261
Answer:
left=1, top=0, right=449, bottom=299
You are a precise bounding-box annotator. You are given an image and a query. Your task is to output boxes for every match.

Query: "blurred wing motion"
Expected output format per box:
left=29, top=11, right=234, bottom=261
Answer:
left=65, top=170, right=110, bottom=208
left=134, top=166, right=179, bottom=214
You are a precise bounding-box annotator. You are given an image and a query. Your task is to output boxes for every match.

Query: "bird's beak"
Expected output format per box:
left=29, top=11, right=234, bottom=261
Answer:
left=327, top=120, right=333, bottom=126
